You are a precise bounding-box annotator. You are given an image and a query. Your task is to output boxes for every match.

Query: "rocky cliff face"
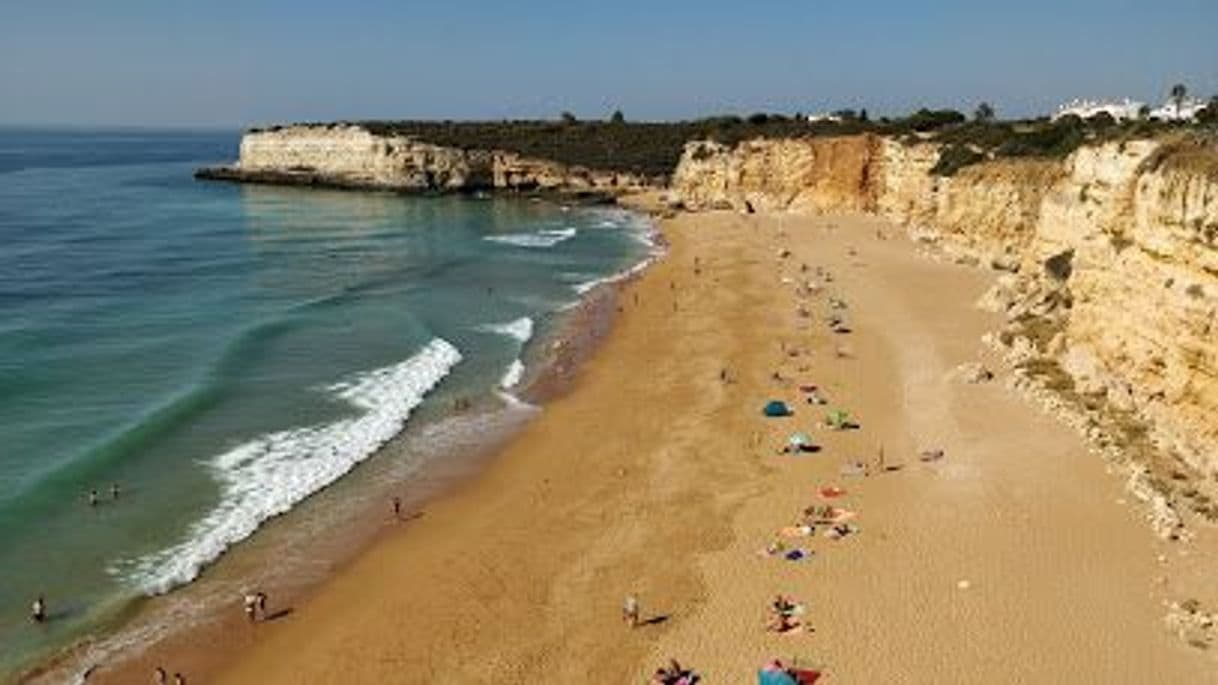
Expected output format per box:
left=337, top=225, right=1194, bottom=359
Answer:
left=201, top=124, right=653, bottom=196
left=672, top=136, right=882, bottom=213
left=674, top=134, right=1218, bottom=528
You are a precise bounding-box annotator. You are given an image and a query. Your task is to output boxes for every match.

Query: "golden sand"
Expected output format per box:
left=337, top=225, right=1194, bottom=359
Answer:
left=91, top=209, right=1214, bottom=683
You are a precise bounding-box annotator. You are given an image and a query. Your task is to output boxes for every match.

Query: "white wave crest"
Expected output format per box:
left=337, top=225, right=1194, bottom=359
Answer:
left=119, top=338, right=462, bottom=595
left=499, top=358, right=525, bottom=389
left=478, top=316, right=534, bottom=344
left=484, top=227, right=576, bottom=248
left=572, top=256, right=656, bottom=295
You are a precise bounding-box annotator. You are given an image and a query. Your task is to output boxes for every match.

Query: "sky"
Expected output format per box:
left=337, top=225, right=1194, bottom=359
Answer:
left=2, top=0, right=1216, bottom=128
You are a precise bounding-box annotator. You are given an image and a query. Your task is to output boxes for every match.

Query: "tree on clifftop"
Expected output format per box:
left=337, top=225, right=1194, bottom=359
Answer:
left=610, top=109, right=625, bottom=124
left=560, top=111, right=578, bottom=124
left=974, top=102, right=996, bottom=122
left=1170, top=83, right=1188, bottom=118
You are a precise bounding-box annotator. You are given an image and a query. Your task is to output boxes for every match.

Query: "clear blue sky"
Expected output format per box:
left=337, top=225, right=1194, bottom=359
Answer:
left=2, top=0, right=1215, bottom=127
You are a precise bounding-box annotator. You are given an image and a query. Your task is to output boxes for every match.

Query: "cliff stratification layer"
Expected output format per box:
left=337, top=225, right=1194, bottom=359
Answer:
left=673, top=134, right=1218, bottom=531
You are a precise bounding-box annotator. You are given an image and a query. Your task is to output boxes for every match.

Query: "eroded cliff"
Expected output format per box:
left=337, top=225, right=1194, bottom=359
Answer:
left=673, top=134, right=1218, bottom=535
left=199, top=124, right=654, bottom=197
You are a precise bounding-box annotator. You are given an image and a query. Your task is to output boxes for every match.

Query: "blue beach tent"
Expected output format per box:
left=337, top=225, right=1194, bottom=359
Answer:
left=763, top=400, right=792, bottom=417
left=758, top=670, right=799, bottom=685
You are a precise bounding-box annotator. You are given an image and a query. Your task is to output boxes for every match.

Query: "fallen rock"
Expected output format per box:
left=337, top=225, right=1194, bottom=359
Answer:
left=1165, top=599, right=1215, bottom=649
left=951, top=362, right=994, bottom=384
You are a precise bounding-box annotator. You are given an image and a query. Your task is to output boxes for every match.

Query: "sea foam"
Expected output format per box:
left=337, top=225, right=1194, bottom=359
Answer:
left=479, top=316, right=534, bottom=344
left=120, top=338, right=462, bottom=595
left=479, top=317, right=534, bottom=390
left=499, top=359, right=526, bottom=389
left=484, top=227, right=576, bottom=249
left=570, top=213, right=662, bottom=295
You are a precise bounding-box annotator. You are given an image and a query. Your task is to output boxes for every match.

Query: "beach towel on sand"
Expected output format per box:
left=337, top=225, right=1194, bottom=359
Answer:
left=819, top=486, right=846, bottom=498
left=758, top=667, right=821, bottom=684
left=791, top=669, right=822, bottom=684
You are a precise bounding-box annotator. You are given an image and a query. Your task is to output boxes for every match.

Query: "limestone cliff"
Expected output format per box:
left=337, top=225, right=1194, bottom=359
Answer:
left=671, top=136, right=882, bottom=213
left=198, top=124, right=654, bottom=197
left=673, top=134, right=1218, bottom=530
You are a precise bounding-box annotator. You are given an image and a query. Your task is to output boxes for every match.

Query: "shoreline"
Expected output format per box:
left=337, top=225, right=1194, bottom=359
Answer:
left=16, top=202, right=657, bottom=685
left=50, top=203, right=1218, bottom=682
left=193, top=165, right=629, bottom=206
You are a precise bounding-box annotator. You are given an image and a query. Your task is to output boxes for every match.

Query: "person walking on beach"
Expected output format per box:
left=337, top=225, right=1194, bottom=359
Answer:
left=243, top=593, right=258, bottom=622
left=88, top=489, right=99, bottom=507
left=172, top=673, right=185, bottom=685
left=392, top=496, right=402, bottom=520
left=111, top=483, right=121, bottom=500
left=153, top=667, right=167, bottom=684
left=30, top=594, right=46, bottom=623
left=623, top=594, right=640, bottom=628
left=255, top=591, right=268, bottom=619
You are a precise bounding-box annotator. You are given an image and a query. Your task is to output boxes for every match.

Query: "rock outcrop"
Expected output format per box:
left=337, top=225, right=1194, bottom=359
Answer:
left=198, top=124, right=654, bottom=198
left=673, top=134, right=1218, bottom=524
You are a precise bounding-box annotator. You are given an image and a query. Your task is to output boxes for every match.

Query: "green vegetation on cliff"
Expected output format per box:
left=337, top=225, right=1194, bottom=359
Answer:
left=257, top=105, right=1217, bottom=180
left=927, top=114, right=1218, bottom=176
left=355, top=118, right=850, bottom=177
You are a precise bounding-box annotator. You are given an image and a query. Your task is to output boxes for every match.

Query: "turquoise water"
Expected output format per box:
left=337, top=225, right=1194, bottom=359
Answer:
left=0, top=129, right=652, bottom=676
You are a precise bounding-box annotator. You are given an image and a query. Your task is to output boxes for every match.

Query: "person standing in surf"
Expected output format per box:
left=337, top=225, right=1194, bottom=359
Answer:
left=30, top=594, right=46, bottom=623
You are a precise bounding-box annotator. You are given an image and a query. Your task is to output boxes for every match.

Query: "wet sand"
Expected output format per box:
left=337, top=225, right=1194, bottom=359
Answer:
left=91, top=209, right=1215, bottom=683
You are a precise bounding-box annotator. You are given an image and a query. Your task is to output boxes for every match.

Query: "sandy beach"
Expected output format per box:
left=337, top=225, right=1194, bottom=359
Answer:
left=88, top=206, right=1217, bottom=683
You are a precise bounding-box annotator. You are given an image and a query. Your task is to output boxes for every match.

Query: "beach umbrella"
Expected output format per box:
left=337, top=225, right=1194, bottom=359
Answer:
left=788, top=432, right=813, bottom=449
left=826, top=409, right=850, bottom=429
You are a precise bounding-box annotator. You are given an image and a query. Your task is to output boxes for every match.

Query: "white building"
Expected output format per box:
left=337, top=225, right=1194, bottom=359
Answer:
left=1051, top=98, right=1145, bottom=122
left=1148, top=96, right=1208, bottom=122
left=806, top=112, right=843, bottom=124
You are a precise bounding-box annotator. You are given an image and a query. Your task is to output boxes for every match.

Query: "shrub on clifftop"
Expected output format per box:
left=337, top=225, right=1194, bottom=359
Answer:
left=930, top=144, right=987, bottom=176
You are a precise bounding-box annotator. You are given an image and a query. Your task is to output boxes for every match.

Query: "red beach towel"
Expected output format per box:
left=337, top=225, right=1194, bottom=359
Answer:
left=793, top=669, right=822, bottom=684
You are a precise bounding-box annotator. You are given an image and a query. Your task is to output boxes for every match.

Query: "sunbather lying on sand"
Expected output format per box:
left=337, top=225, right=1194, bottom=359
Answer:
left=840, top=461, right=868, bottom=477
left=824, top=523, right=858, bottom=540
left=920, top=448, right=946, bottom=462
left=768, top=612, right=802, bottom=633
left=771, top=595, right=798, bottom=616
left=767, top=596, right=807, bottom=633
left=652, top=659, right=699, bottom=684
left=802, top=505, right=855, bottom=524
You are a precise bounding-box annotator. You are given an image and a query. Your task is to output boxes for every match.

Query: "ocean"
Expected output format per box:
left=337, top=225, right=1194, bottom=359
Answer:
left=0, top=128, right=654, bottom=678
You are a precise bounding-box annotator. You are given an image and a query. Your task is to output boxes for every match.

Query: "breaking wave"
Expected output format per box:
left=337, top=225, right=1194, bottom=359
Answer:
left=478, top=316, right=534, bottom=344
left=484, top=227, right=576, bottom=248
left=117, top=338, right=462, bottom=595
